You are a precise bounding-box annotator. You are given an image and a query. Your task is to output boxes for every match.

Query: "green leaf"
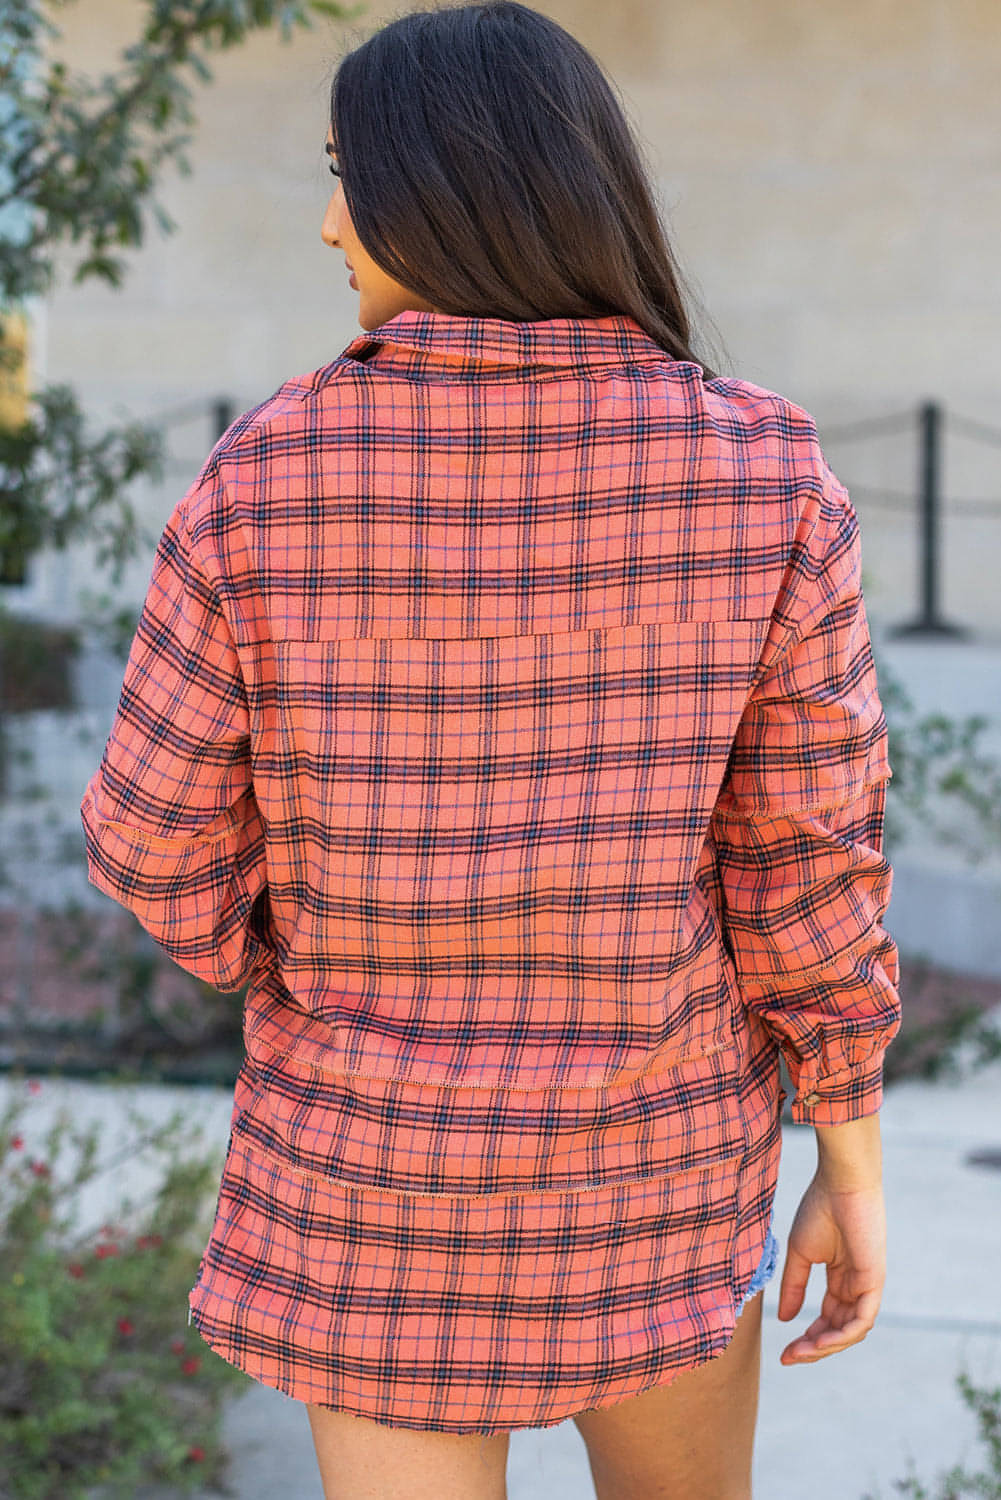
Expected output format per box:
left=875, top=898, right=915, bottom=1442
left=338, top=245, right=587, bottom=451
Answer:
left=70, top=254, right=125, bottom=287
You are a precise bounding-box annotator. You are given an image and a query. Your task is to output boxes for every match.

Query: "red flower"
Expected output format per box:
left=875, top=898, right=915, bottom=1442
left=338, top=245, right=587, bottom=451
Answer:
left=67, top=1263, right=86, bottom=1279
left=181, top=1355, right=201, bottom=1376
left=30, top=1160, right=50, bottom=1178
left=170, top=1337, right=186, bottom=1355
left=9, top=1135, right=23, bottom=1151
left=187, top=1446, right=206, bottom=1462
left=94, top=1242, right=119, bottom=1259
left=27, top=1080, right=41, bottom=1094
left=136, top=1232, right=164, bottom=1250
left=117, top=1317, right=135, bottom=1336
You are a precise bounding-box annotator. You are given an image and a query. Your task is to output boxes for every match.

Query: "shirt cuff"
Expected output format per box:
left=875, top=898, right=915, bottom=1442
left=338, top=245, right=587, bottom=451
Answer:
left=786, top=1054, right=886, bottom=1125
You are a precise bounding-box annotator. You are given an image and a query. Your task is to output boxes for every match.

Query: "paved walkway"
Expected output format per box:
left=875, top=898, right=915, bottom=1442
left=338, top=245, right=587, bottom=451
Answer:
left=4, top=1019, right=1000, bottom=1499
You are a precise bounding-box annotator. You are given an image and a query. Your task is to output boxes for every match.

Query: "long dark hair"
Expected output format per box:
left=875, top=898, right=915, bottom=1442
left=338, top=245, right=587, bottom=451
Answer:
left=329, top=1, right=726, bottom=379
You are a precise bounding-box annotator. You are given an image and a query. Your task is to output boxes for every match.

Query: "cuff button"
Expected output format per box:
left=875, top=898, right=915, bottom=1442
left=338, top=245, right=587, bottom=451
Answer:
left=803, top=1092, right=821, bottom=1106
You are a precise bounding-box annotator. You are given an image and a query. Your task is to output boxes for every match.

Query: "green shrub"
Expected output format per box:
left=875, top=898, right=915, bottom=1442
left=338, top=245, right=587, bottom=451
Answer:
left=0, top=1070, right=249, bottom=1498
left=0, top=609, right=80, bottom=713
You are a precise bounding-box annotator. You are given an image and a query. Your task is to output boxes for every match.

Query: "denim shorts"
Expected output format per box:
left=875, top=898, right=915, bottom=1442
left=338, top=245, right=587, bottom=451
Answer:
left=738, top=1215, right=780, bottom=1308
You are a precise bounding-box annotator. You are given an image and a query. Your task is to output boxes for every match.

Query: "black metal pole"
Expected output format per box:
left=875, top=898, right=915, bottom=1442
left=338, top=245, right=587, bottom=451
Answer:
left=213, top=398, right=234, bottom=442
left=920, top=400, right=940, bottom=624
left=888, top=400, right=967, bottom=638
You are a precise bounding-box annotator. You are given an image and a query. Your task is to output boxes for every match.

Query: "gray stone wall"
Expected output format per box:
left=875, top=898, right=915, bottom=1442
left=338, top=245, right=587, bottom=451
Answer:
left=7, top=0, right=997, bottom=638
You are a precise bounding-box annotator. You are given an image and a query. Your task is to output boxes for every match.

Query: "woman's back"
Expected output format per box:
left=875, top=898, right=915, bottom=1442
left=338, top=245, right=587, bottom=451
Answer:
left=80, top=306, right=898, bottom=1433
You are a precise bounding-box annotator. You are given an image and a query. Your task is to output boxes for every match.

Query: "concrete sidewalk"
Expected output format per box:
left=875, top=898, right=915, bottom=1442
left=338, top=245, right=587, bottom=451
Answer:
left=3, top=1024, right=999, bottom=1500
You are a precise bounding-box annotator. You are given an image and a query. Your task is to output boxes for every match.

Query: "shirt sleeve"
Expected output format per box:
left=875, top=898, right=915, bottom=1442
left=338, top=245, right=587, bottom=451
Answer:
left=709, top=469, right=902, bottom=1126
left=80, top=462, right=273, bottom=992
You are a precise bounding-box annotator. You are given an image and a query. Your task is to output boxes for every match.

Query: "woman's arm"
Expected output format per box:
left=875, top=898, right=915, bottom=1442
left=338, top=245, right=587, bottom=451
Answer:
left=710, top=458, right=901, bottom=1364
left=813, top=1112, right=883, bottom=1190
left=711, top=471, right=902, bottom=1122
left=81, top=461, right=274, bottom=992
left=776, top=1113, right=887, bottom=1364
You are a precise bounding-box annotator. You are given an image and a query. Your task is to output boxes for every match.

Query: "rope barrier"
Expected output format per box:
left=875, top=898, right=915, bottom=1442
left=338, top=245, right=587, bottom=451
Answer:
left=147, top=401, right=1001, bottom=452
left=147, top=401, right=999, bottom=518
left=946, top=411, right=1001, bottom=448
left=129, top=395, right=996, bottom=645
left=844, top=483, right=1000, bottom=517
left=846, top=492, right=1001, bottom=522
left=818, top=410, right=917, bottom=443
left=941, top=496, right=1001, bottom=517
left=842, top=485, right=915, bottom=511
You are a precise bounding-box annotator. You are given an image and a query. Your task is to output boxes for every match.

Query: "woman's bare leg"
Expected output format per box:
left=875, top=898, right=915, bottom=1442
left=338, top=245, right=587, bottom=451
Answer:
left=304, top=1403, right=510, bottom=1500
left=572, top=1288, right=764, bottom=1500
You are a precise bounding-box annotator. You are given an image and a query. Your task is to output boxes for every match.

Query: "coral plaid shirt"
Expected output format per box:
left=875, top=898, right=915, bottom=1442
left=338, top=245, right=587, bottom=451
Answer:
left=81, top=309, right=900, bottom=1130
left=80, top=311, right=902, bottom=1426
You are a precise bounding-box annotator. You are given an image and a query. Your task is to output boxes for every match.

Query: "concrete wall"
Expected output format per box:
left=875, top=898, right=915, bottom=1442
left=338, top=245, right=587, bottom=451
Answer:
left=4, top=0, right=997, bottom=636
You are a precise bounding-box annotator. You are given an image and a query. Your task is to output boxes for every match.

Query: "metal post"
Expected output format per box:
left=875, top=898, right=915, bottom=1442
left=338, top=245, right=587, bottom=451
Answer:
left=920, top=400, right=941, bottom=624
left=888, top=400, right=967, bottom=638
left=213, top=399, right=234, bottom=442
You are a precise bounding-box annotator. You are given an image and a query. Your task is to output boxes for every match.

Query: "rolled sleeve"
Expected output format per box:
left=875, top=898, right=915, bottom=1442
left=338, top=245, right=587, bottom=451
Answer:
left=710, top=470, right=902, bottom=1125
left=80, top=463, right=273, bottom=992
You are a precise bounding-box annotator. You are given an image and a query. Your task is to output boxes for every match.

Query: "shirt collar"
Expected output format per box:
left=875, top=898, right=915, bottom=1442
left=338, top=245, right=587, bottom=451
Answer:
left=340, top=309, right=670, bottom=379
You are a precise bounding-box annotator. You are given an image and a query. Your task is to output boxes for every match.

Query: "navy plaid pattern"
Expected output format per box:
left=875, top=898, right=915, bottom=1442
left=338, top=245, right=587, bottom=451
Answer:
left=82, top=311, right=900, bottom=1431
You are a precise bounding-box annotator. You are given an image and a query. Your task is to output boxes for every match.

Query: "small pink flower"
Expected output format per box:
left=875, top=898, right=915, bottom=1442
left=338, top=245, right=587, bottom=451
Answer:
left=170, top=1336, right=186, bottom=1355
left=136, top=1232, right=164, bottom=1250
left=187, top=1445, right=206, bottom=1462
left=27, top=1080, right=41, bottom=1095
left=94, top=1242, right=119, bottom=1259
left=30, top=1160, right=50, bottom=1178
left=181, top=1355, right=201, bottom=1376
left=67, top=1263, right=86, bottom=1279
left=9, top=1135, right=23, bottom=1151
left=117, top=1317, right=135, bottom=1336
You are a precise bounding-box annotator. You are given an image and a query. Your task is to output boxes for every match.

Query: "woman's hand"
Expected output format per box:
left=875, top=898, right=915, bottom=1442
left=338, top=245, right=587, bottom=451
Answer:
left=776, top=1170, right=886, bottom=1364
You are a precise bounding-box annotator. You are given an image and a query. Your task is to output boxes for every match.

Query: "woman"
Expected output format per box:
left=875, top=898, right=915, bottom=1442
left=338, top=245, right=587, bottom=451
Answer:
left=81, top=3, right=901, bottom=1496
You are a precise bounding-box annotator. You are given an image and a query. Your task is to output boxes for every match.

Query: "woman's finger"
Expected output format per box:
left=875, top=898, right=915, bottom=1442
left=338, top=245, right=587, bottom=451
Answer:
left=776, top=1247, right=813, bottom=1320
left=781, top=1311, right=877, bottom=1363
left=812, top=1314, right=873, bottom=1346
left=815, top=1286, right=883, bottom=1336
left=795, top=1310, right=841, bottom=1342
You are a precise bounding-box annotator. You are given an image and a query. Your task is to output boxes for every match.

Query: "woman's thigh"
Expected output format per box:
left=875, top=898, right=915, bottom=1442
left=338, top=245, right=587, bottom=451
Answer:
left=304, top=1403, right=511, bottom=1500
left=571, top=1288, right=764, bottom=1500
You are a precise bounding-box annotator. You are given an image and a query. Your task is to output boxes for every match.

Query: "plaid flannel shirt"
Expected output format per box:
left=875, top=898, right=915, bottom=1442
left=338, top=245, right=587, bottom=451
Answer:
left=79, top=311, right=902, bottom=1428
left=82, top=310, right=899, bottom=1129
